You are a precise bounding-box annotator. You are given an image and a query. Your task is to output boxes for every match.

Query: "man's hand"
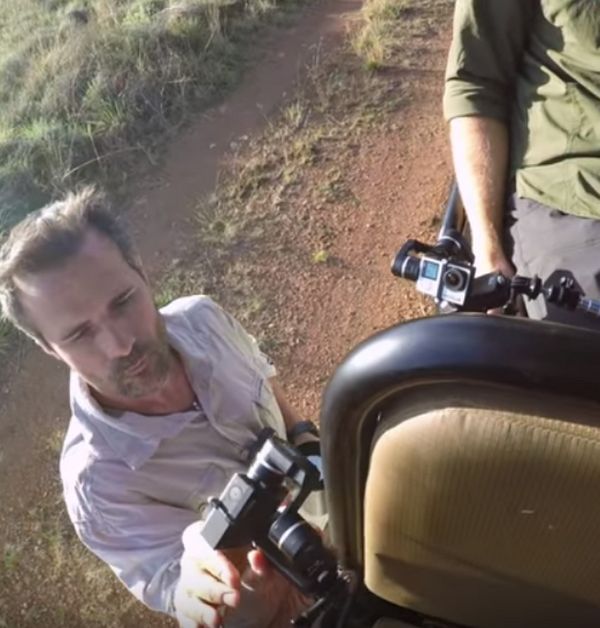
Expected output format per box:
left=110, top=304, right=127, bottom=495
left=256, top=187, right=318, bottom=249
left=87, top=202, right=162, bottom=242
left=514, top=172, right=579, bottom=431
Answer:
left=473, top=244, right=515, bottom=279
left=473, top=243, right=515, bottom=315
left=175, top=522, right=242, bottom=628
left=175, top=522, right=309, bottom=628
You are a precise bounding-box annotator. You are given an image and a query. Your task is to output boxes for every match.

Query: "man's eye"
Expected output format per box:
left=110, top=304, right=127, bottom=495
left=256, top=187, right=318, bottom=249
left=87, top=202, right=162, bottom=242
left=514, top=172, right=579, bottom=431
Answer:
left=68, top=327, right=91, bottom=343
left=114, top=292, right=134, bottom=308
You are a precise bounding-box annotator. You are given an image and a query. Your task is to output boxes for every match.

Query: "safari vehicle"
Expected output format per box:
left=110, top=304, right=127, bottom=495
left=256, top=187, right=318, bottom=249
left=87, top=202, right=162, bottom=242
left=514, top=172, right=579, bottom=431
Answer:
left=201, top=188, right=600, bottom=627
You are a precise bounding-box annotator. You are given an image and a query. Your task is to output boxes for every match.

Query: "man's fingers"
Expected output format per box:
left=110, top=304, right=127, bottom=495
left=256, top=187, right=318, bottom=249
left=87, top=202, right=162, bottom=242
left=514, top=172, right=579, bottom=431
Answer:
left=176, top=593, right=225, bottom=628
left=181, top=521, right=241, bottom=589
left=180, top=575, right=240, bottom=607
left=247, top=548, right=273, bottom=577
left=177, top=523, right=249, bottom=627
left=199, top=551, right=241, bottom=590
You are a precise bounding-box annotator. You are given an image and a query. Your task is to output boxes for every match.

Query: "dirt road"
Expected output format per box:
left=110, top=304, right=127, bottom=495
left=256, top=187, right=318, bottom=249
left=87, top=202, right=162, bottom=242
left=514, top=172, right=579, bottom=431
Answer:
left=0, top=1, right=453, bottom=624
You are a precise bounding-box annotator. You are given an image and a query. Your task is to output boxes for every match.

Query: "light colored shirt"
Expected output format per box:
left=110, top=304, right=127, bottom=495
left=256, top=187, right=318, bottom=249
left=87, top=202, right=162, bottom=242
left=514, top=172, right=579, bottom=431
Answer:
left=60, top=295, right=287, bottom=624
left=444, top=0, right=600, bottom=219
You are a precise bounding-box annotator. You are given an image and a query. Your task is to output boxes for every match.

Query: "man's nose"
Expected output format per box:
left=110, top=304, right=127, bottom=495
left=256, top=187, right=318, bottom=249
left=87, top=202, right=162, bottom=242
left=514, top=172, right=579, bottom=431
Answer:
left=98, top=323, right=135, bottom=359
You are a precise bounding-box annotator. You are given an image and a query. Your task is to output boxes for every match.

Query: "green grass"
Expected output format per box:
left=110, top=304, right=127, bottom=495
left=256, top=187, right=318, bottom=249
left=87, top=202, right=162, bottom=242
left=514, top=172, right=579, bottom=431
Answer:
left=2, top=543, right=20, bottom=573
left=0, top=0, right=307, bottom=234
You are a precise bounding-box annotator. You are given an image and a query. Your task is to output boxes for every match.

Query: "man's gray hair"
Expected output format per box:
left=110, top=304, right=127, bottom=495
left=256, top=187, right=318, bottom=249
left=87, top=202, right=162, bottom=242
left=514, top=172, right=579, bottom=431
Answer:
left=0, top=186, right=144, bottom=344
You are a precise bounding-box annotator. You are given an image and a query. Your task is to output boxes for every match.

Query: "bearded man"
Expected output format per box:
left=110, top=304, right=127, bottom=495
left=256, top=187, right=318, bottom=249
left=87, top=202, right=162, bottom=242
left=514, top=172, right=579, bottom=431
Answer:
left=0, top=187, right=323, bottom=627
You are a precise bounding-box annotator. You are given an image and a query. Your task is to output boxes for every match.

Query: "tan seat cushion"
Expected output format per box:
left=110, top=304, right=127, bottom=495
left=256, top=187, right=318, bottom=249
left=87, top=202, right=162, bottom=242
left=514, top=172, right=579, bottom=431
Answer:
left=364, top=403, right=600, bottom=628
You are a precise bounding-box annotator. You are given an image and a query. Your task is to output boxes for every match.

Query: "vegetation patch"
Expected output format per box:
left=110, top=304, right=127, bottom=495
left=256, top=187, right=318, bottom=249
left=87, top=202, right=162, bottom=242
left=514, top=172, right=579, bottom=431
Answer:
left=0, top=480, right=145, bottom=626
left=0, top=0, right=309, bottom=234
left=352, top=0, right=437, bottom=69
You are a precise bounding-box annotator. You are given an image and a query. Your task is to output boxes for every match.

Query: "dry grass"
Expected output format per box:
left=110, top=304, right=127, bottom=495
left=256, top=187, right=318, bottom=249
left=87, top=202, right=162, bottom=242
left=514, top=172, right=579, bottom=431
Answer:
left=352, top=0, right=405, bottom=68
left=0, top=0, right=308, bottom=234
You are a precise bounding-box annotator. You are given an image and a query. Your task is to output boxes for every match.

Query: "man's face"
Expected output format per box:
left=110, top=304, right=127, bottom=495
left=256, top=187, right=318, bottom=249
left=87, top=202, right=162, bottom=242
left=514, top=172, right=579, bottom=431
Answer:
left=15, top=228, right=173, bottom=401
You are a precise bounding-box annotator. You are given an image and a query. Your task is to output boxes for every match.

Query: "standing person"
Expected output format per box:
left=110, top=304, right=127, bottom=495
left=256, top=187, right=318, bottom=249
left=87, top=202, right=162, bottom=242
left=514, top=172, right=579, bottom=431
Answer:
left=0, top=186, right=324, bottom=627
left=444, top=0, right=600, bottom=325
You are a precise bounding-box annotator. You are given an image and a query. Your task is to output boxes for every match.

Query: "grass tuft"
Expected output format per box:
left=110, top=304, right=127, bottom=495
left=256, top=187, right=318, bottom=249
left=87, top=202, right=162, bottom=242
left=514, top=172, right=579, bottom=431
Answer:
left=352, top=0, right=412, bottom=69
left=0, top=0, right=308, bottom=234
left=2, top=544, right=20, bottom=573
left=311, top=249, right=329, bottom=264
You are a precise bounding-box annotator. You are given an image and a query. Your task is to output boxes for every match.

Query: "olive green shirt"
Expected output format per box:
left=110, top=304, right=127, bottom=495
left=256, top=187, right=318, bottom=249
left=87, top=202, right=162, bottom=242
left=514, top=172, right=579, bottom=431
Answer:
left=444, top=0, right=600, bottom=219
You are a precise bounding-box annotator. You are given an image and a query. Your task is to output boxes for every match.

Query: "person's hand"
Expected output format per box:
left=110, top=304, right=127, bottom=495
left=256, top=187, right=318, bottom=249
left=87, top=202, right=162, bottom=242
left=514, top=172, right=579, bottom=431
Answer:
left=245, top=547, right=312, bottom=628
left=175, top=522, right=242, bottom=628
left=473, top=243, right=515, bottom=314
left=175, top=522, right=310, bottom=628
left=473, top=244, right=515, bottom=279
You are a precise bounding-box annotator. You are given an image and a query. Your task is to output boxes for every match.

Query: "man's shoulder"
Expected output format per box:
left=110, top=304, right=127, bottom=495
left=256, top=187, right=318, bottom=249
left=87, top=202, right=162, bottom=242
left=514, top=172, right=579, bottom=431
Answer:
left=160, top=294, right=216, bottom=317
left=160, top=294, right=271, bottom=372
left=160, top=294, right=237, bottom=338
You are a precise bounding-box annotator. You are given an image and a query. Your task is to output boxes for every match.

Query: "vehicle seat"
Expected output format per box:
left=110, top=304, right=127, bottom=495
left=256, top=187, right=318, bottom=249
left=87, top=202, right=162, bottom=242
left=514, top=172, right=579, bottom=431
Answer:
left=365, top=395, right=600, bottom=627
left=321, top=314, right=600, bottom=628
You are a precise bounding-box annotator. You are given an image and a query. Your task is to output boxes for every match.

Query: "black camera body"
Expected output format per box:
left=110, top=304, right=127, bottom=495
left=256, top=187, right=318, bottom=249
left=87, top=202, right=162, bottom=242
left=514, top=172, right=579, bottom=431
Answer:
left=200, top=429, right=353, bottom=626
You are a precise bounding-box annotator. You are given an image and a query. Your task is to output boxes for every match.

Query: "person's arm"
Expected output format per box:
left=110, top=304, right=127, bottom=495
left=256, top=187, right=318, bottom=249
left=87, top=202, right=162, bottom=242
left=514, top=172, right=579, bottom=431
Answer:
left=69, top=497, right=201, bottom=614
left=443, top=0, right=535, bottom=274
left=66, top=480, right=302, bottom=628
left=269, top=377, right=318, bottom=445
left=450, top=116, right=513, bottom=275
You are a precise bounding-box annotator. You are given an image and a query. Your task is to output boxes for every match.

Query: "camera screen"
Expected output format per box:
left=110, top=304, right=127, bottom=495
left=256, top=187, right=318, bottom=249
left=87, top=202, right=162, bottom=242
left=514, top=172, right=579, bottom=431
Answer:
left=422, top=260, right=440, bottom=280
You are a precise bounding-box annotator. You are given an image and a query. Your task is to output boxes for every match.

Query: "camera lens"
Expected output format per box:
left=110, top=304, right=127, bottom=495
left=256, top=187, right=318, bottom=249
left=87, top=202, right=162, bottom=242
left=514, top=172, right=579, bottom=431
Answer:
left=270, top=511, right=338, bottom=596
left=443, top=268, right=466, bottom=291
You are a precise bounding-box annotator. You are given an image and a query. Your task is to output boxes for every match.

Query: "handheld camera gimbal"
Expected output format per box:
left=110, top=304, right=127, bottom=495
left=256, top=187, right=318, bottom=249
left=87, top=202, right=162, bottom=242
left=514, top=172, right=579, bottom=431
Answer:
left=391, top=228, right=600, bottom=316
left=199, top=428, right=356, bottom=627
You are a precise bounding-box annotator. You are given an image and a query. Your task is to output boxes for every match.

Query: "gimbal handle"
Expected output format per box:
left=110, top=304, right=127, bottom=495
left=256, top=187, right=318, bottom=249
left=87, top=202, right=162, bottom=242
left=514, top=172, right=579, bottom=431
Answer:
left=464, top=272, right=587, bottom=314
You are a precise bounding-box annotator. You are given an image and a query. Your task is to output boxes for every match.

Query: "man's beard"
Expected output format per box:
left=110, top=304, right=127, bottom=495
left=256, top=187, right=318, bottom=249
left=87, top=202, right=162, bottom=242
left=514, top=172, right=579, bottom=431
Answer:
left=109, top=318, right=173, bottom=398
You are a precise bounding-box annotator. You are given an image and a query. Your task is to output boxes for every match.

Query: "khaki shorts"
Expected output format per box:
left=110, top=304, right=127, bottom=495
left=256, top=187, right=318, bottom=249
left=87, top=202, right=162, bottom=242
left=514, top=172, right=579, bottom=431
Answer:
left=505, top=194, right=600, bottom=330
